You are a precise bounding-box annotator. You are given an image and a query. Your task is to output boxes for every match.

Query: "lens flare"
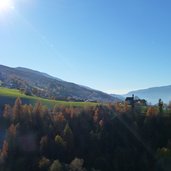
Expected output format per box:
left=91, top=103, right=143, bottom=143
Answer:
left=0, top=0, right=14, bottom=12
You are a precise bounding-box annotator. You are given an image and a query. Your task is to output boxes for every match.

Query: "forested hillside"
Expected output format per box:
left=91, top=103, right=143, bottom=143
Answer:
left=0, top=65, right=119, bottom=102
left=0, top=98, right=171, bottom=171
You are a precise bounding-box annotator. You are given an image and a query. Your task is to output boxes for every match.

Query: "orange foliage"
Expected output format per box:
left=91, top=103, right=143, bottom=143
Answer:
left=53, top=112, right=65, bottom=122
left=93, top=109, right=100, bottom=123
left=3, top=104, right=12, bottom=119
left=146, top=107, right=158, bottom=117
left=1, top=140, right=8, bottom=158
left=8, top=124, right=17, bottom=137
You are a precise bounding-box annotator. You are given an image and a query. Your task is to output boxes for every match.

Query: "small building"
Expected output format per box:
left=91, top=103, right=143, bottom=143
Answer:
left=125, top=94, right=135, bottom=105
left=125, top=94, right=147, bottom=106
left=135, top=99, right=147, bottom=106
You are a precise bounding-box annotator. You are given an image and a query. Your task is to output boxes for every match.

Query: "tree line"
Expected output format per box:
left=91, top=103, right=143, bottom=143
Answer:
left=0, top=98, right=171, bottom=171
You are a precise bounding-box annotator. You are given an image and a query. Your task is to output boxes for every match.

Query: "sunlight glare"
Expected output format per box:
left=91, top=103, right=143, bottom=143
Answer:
left=0, top=0, right=14, bottom=12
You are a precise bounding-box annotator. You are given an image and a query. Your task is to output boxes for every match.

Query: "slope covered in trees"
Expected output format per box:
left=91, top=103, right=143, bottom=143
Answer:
left=0, top=65, right=119, bottom=102
left=0, top=98, right=171, bottom=171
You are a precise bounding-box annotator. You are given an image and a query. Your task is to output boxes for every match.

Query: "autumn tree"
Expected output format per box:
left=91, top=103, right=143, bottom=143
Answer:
left=49, top=160, right=63, bottom=171
left=55, top=135, right=66, bottom=147
left=22, top=104, right=32, bottom=119
left=93, top=108, right=100, bottom=123
left=3, top=104, right=12, bottom=120
left=63, top=123, right=74, bottom=157
left=40, top=136, right=49, bottom=155
left=2, top=104, right=12, bottom=127
left=124, top=101, right=130, bottom=112
left=32, top=101, right=44, bottom=129
left=146, top=107, right=157, bottom=117
left=13, top=97, right=22, bottom=122
left=69, top=158, right=86, bottom=171
left=33, top=101, right=43, bottom=116
left=38, top=157, right=50, bottom=171
left=8, top=124, right=17, bottom=137
left=0, top=140, right=8, bottom=164
left=156, top=147, right=171, bottom=170
left=53, top=104, right=60, bottom=114
left=64, top=123, right=73, bottom=143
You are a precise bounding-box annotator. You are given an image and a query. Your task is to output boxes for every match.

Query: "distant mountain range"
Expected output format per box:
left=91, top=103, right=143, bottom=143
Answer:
left=0, top=64, right=119, bottom=102
left=124, top=86, right=171, bottom=104
left=110, top=94, right=125, bottom=100
left=1, top=64, right=170, bottom=104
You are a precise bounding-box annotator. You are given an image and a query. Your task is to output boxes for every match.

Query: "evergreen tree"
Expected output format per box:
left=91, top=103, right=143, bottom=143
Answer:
left=158, top=99, right=163, bottom=114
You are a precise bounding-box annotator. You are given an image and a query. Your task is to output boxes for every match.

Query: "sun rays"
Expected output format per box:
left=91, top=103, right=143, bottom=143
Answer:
left=0, top=0, right=14, bottom=13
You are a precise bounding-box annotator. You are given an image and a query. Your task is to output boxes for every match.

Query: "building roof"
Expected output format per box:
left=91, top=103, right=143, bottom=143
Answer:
left=125, top=97, right=134, bottom=101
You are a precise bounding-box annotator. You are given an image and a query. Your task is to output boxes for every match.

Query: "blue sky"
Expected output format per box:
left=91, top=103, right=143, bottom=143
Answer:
left=0, top=0, right=171, bottom=94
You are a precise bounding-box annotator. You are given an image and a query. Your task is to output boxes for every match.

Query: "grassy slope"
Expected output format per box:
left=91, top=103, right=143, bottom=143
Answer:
left=0, top=87, right=98, bottom=108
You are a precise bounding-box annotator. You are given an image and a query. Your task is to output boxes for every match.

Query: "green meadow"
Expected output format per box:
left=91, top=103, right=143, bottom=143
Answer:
left=0, top=87, right=98, bottom=108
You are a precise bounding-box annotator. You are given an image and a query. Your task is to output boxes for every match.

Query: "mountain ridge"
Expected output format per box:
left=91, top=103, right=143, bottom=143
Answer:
left=0, top=64, right=119, bottom=102
left=125, top=85, right=171, bottom=104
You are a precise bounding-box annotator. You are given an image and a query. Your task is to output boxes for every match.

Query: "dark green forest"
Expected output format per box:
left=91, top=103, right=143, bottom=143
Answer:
left=0, top=98, right=171, bottom=171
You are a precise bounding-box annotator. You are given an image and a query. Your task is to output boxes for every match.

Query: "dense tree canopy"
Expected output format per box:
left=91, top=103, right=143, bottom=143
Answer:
left=0, top=98, right=171, bottom=171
